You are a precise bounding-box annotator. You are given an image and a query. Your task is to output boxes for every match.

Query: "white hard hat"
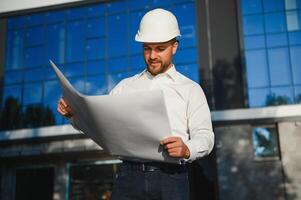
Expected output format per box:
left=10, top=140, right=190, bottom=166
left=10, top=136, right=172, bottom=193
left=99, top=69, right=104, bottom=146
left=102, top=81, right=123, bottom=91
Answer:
left=135, top=8, right=181, bottom=43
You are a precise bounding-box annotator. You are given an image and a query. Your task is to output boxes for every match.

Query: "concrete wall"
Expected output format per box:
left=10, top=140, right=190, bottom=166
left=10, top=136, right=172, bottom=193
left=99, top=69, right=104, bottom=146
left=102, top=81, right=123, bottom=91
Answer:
left=215, top=124, right=286, bottom=200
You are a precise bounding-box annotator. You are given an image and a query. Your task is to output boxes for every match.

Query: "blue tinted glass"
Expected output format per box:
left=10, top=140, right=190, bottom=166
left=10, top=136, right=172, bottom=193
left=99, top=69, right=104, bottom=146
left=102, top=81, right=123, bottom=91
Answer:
left=288, top=31, right=301, bottom=45
left=23, top=83, right=42, bottom=105
left=248, top=88, right=270, bottom=107
left=264, top=13, right=286, bottom=33
left=177, top=64, right=199, bottom=83
left=26, top=13, right=45, bottom=27
left=5, top=30, right=24, bottom=70
left=268, top=48, right=291, bottom=86
left=244, top=35, right=265, bottom=49
left=129, top=55, right=145, bottom=70
left=175, top=48, right=198, bottom=64
left=66, top=7, right=87, bottom=20
left=87, top=4, right=106, bottom=17
left=128, top=0, right=150, bottom=10
left=64, top=63, right=85, bottom=78
left=106, top=1, right=128, bottom=13
left=86, top=38, right=106, bottom=60
left=241, top=0, right=262, bottom=14
left=46, top=23, right=65, bottom=64
left=4, top=71, right=23, bottom=84
left=86, top=60, right=106, bottom=75
left=243, top=15, right=264, bottom=35
left=108, top=57, right=128, bottom=73
left=25, top=27, right=44, bottom=46
left=66, top=21, right=85, bottom=62
left=245, top=50, right=269, bottom=88
left=3, top=85, right=22, bottom=106
left=150, top=0, right=174, bottom=7
left=7, top=16, right=26, bottom=29
left=266, top=33, right=288, bottom=47
left=108, top=14, right=128, bottom=57
left=171, top=3, right=196, bottom=48
left=286, top=11, right=301, bottom=31
left=24, top=47, right=43, bottom=68
left=285, top=0, right=298, bottom=10
left=87, top=18, right=105, bottom=38
left=85, top=75, right=107, bottom=95
left=24, top=68, right=44, bottom=82
left=44, top=80, right=62, bottom=124
left=270, top=86, right=293, bottom=104
left=70, top=78, right=85, bottom=93
left=263, top=0, right=284, bottom=12
left=45, top=10, right=65, bottom=23
left=290, top=46, right=301, bottom=84
left=129, top=12, right=144, bottom=54
left=295, top=86, right=301, bottom=103
left=44, top=66, right=57, bottom=80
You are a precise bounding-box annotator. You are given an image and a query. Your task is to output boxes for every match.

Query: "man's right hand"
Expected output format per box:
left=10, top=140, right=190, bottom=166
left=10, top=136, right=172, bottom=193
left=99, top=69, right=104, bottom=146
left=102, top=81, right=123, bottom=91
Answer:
left=57, top=98, right=73, bottom=118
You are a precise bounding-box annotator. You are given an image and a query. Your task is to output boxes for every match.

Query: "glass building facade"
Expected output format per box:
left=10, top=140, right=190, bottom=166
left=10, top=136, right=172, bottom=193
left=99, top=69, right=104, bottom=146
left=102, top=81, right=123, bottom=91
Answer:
left=1, top=0, right=199, bottom=130
left=240, top=0, right=301, bottom=107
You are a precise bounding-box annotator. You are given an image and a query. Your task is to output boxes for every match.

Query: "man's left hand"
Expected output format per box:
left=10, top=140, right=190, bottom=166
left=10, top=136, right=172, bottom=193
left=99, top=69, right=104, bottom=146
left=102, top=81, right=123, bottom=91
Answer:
left=160, top=137, right=190, bottom=159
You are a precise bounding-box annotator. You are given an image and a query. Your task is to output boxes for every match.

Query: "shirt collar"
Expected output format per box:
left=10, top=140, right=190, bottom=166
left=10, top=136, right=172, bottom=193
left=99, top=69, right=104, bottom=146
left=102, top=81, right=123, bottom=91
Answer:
left=137, top=65, right=178, bottom=82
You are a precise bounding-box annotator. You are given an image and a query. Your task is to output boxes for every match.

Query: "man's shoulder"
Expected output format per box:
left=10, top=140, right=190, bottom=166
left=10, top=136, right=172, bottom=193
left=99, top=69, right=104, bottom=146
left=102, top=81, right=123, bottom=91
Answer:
left=176, top=71, right=202, bottom=90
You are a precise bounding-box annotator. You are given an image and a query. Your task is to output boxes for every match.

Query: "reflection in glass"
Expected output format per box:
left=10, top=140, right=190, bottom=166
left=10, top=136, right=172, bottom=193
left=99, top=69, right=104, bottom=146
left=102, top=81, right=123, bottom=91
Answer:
left=266, top=33, right=287, bottom=48
left=286, top=11, right=300, bottom=31
left=25, top=27, right=44, bottom=46
left=24, top=68, right=44, bottom=82
left=66, top=21, right=85, bottom=62
left=269, top=87, right=293, bottom=105
left=86, top=60, right=106, bottom=75
left=290, top=46, right=301, bottom=84
left=244, top=35, right=265, bottom=50
left=86, top=38, right=106, bottom=60
left=263, top=0, right=284, bottom=12
left=108, top=57, right=128, bottom=73
left=264, top=13, right=286, bottom=33
left=64, top=63, right=85, bottom=78
left=24, top=46, right=43, bottom=68
left=248, top=88, right=270, bottom=107
left=288, top=31, right=301, bottom=45
left=4, top=71, right=23, bottom=85
left=46, top=23, right=65, bottom=64
left=85, top=75, right=107, bottom=95
left=252, top=126, right=280, bottom=159
left=5, top=30, right=24, bottom=70
left=241, top=0, right=262, bottom=15
left=243, top=15, right=264, bottom=35
left=87, top=18, right=105, bottom=38
left=295, top=86, right=301, bottom=103
left=3, top=85, right=22, bottom=106
left=177, top=64, right=199, bottom=83
left=23, top=83, right=42, bottom=105
left=268, top=48, right=291, bottom=86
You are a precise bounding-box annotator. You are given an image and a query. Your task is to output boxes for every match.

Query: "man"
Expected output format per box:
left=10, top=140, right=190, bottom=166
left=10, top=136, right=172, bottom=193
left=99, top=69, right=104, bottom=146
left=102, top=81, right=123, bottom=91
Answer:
left=58, top=8, right=214, bottom=200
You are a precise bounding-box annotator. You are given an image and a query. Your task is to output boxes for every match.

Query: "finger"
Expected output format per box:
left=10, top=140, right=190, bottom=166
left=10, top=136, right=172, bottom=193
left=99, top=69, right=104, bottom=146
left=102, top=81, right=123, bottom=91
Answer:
left=165, top=141, right=181, bottom=149
left=160, top=137, right=181, bottom=145
left=60, top=98, right=67, bottom=107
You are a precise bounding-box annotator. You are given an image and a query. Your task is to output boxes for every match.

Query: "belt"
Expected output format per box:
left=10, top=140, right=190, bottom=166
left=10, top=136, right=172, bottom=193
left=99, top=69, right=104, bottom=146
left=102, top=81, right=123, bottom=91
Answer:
left=122, top=160, right=187, bottom=172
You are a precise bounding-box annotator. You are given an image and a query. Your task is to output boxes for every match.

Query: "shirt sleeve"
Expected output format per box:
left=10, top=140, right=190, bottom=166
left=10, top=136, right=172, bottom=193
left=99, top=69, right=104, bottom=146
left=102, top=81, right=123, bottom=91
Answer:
left=184, top=85, right=214, bottom=162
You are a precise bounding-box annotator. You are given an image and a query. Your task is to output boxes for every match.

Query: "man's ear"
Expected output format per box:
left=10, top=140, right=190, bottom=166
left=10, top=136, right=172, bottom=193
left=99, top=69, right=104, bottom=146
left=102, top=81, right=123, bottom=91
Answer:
left=172, top=41, right=179, bottom=55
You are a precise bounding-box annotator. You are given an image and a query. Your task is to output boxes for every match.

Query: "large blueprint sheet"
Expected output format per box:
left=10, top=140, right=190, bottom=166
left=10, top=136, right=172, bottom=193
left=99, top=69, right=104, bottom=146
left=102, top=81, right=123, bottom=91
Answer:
left=50, top=60, right=178, bottom=163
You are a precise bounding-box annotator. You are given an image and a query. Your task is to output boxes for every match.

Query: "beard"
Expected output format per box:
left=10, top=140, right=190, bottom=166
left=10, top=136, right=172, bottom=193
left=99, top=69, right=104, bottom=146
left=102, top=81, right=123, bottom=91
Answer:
left=145, top=58, right=171, bottom=76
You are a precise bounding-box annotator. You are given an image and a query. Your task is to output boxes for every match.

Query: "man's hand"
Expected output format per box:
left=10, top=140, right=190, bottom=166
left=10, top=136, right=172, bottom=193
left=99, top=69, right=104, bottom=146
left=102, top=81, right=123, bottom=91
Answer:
left=57, top=98, right=73, bottom=118
left=160, top=137, right=190, bottom=159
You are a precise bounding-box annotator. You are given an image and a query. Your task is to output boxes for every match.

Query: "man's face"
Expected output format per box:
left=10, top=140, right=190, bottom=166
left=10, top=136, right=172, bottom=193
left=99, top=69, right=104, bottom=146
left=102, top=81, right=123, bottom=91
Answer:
left=143, top=40, right=178, bottom=76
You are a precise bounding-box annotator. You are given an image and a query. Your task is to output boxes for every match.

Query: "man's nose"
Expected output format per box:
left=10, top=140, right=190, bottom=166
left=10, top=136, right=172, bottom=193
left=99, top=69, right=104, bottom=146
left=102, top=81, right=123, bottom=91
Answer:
left=150, top=50, right=158, bottom=59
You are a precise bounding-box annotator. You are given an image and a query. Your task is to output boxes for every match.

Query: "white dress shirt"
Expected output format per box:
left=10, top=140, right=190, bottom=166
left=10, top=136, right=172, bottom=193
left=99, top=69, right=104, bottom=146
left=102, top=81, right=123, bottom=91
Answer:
left=110, top=65, right=214, bottom=162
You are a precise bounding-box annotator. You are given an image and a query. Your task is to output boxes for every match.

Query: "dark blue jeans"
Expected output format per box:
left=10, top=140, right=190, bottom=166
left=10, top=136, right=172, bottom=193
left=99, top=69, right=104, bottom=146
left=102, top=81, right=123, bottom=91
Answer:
left=111, top=161, right=189, bottom=200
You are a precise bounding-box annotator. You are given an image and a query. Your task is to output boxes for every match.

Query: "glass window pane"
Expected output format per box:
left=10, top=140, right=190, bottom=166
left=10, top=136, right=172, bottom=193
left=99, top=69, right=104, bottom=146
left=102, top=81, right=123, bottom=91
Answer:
left=252, top=126, right=280, bottom=159
left=295, top=86, right=301, bottom=103
left=244, top=35, right=265, bottom=50
left=87, top=4, right=106, bottom=18
left=66, top=7, right=87, bottom=20
left=108, top=14, right=128, bottom=57
left=129, top=11, right=144, bottom=55
left=107, top=72, right=131, bottom=92
left=45, top=10, right=65, bottom=23
left=7, top=16, right=26, bottom=30
left=129, top=55, right=145, bottom=70
left=85, top=75, right=107, bottom=95
left=174, top=48, right=198, bottom=64
left=264, top=13, right=286, bottom=33
left=177, top=64, right=199, bottom=83
left=5, top=30, right=24, bottom=70
left=44, top=80, right=62, bottom=124
left=66, top=21, right=85, bottom=62
left=248, top=88, right=270, bottom=107
left=3, top=85, right=22, bottom=105
left=263, top=0, right=284, bottom=12
left=171, top=3, right=196, bottom=48
left=26, top=13, right=45, bottom=27
left=64, top=63, right=85, bottom=78
left=268, top=48, right=291, bottom=86
left=25, top=27, right=45, bottom=46
left=24, top=47, right=43, bottom=68
left=4, top=71, right=23, bottom=85
left=24, top=68, right=44, bottom=82
left=268, top=86, right=294, bottom=105
left=86, top=38, right=106, bottom=60
left=285, top=0, right=298, bottom=10
left=86, top=60, right=106, bottom=75
left=108, top=57, right=128, bottom=73
left=266, top=33, right=288, bottom=48
left=288, top=31, right=301, bottom=45
left=129, top=0, right=150, bottom=11
left=23, top=83, right=43, bottom=105
left=243, top=15, right=264, bottom=35
left=290, top=46, right=301, bottom=84
left=245, top=50, right=269, bottom=88
left=286, top=11, right=301, bottom=31
left=241, top=0, right=262, bottom=14
left=106, top=1, right=128, bottom=13
left=87, top=18, right=105, bottom=38
left=46, top=23, right=65, bottom=64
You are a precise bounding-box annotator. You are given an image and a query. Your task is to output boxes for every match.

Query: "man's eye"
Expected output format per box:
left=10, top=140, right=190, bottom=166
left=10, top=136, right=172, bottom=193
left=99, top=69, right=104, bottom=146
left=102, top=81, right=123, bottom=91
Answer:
left=158, top=48, right=166, bottom=51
